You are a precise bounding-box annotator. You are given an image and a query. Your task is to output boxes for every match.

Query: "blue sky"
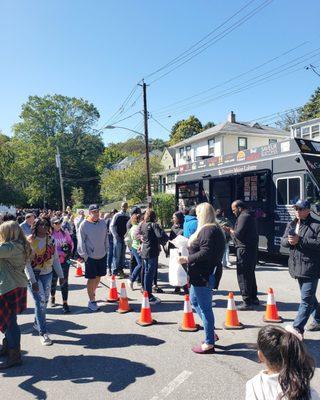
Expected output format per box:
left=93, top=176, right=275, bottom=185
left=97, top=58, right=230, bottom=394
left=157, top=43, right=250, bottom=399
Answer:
left=1, top=0, right=320, bottom=144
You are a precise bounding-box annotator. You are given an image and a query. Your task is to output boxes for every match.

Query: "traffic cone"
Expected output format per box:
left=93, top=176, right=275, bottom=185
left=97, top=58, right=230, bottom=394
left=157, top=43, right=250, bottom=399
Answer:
left=223, top=292, right=244, bottom=330
left=75, top=260, right=84, bottom=277
left=178, top=294, right=198, bottom=332
left=107, top=275, right=119, bottom=303
left=263, top=288, right=282, bottom=323
left=136, top=291, right=157, bottom=326
left=116, top=282, right=132, bottom=313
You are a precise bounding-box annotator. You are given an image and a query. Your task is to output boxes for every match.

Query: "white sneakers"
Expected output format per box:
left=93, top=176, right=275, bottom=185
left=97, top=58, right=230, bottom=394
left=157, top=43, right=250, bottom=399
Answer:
left=40, top=333, right=53, bottom=346
left=285, top=325, right=304, bottom=341
left=88, top=301, right=100, bottom=312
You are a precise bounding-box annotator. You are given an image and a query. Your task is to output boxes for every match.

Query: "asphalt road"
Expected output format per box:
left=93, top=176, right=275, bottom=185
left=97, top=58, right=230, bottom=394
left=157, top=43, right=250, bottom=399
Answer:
left=1, top=252, right=319, bottom=400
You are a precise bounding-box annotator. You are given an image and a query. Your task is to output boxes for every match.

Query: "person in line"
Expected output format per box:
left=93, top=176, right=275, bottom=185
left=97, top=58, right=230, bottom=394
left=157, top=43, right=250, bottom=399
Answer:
left=50, top=216, right=74, bottom=313
left=105, top=209, right=117, bottom=276
left=224, top=200, right=259, bottom=310
left=281, top=199, right=320, bottom=339
left=110, top=202, right=130, bottom=279
left=126, top=206, right=142, bottom=278
left=183, top=208, right=198, bottom=239
left=19, top=213, right=35, bottom=236
left=77, top=204, right=108, bottom=312
left=215, top=209, right=232, bottom=269
left=25, top=217, right=64, bottom=346
left=167, top=211, right=188, bottom=295
left=127, top=214, right=142, bottom=290
left=74, top=210, right=85, bottom=233
left=139, top=209, right=168, bottom=304
left=0, top=221, right=31, bottom=369
left=178, top=203, right=225, bottom=354
left=246, top=325, right=319, bottom=400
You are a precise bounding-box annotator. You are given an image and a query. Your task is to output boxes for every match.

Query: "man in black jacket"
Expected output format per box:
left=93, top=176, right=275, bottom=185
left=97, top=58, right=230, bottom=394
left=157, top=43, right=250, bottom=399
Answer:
left=281, top=199, right=320, bottom=339
left=224, top=200, right=259, bottom=310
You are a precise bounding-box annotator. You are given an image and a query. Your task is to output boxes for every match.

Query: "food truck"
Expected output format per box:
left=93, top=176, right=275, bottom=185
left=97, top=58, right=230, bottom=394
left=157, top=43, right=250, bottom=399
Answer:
left=175, top=138, right=320, bottom=255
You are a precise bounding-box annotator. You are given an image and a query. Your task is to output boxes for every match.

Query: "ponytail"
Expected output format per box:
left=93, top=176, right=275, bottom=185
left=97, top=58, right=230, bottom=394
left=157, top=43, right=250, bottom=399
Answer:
left=279, top=331, right=315, bottom=400
left=257, top=326, right=315, bottom=400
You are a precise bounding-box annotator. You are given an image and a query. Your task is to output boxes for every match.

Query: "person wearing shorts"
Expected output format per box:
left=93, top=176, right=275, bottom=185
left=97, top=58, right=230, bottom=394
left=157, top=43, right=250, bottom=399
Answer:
left=77, top=205, right=108, bottom=311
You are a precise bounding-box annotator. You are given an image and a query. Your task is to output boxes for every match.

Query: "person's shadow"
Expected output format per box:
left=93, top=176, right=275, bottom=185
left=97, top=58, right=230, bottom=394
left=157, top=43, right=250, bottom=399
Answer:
left=1, top=354, right=156, bottom=399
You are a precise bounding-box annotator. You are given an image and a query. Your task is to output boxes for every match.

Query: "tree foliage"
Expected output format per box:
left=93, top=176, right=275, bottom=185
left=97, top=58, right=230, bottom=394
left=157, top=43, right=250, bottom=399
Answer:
left=100, top=156, right=161, bottom=204
left=8, top=95, right=104, bottom=208
left=71, top=187, right=85, bottom=208
left=203, top=121, right=216, bottom=130
left=299, top=87, right=320, bottom=122
left=169, top=115, right=203, bottom=145
left=152, top=193, right=176, bottom=228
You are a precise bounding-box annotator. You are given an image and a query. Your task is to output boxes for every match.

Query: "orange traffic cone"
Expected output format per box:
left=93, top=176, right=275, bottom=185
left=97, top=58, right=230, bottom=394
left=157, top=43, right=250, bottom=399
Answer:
left=178, top=294, right=198, bottom=332
left=116, top=283, right=132, bottom=313
left=136, top=291, right=157, bottom=326
left=75, top=260, right=84, bottom=277
left=223, top=292, right=244, bottom=330
left=263, top=288, right=282, bottom=323
left=107, top=275, right=119, bottom=303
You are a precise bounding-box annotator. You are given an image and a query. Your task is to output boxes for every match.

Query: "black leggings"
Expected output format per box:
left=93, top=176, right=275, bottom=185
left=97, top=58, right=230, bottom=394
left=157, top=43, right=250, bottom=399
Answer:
left=51, top=262, right=70, bottom=302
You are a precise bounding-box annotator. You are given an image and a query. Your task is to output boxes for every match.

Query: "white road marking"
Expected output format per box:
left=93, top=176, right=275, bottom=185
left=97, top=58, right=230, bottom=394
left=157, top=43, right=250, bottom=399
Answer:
left=150, top=370, right=192, bottom=400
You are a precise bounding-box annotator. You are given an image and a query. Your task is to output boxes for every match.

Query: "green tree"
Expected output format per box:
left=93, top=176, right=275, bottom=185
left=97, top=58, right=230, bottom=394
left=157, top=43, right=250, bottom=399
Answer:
left=169, top=115, right=203, bottom=145
left=203, top=121, right=216, bottom=130
left=152, top=193, right=176, bottom=228
left=101, top=156, right=161, bottom=204
left=96, top=144, right=128, bottom=172
left=150, top=138, right=167, bottom=152
left=299, top=87, right=320, bottom=122
left=9, top=94, right=104, bottom=207
left=71, top=187, right=85, bottom=208
left=275, top=109, right=300, bottom=131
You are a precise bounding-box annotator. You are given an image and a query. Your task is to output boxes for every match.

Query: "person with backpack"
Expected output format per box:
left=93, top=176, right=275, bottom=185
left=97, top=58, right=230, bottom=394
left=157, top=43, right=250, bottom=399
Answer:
left=139, top=209, right=168, bottom=304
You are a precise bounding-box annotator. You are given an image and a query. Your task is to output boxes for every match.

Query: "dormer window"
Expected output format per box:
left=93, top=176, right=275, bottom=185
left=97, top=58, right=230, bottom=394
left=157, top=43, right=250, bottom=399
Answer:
left=208, top=138, right=215, bottom=155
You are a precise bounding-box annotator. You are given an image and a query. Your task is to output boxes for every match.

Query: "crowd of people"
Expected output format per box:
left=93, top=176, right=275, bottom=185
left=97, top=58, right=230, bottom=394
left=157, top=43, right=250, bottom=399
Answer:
left=0, top=199, right=319, bottom=399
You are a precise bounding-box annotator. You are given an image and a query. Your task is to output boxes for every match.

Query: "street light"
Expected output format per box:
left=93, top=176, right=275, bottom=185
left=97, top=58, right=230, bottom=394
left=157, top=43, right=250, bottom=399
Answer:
left=104, top=125, right=152, bottom=206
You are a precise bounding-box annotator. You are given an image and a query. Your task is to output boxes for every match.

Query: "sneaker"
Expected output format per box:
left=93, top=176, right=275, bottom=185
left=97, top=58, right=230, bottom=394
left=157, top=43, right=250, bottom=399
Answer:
left=50, top=297, right=56, bottom=307
left=285, top=325, right=304, bottom=341
left=306, top=321, right=320, bottom=332
left=149, top=296, right=161, bottom=305
left=107, top=269, right=112, bottom=276
left=88, top=301, right=100, bottom=312
left=127, top=279, right=134, bottom=290
left=153, top=286, right=164, bottom=294
left=62, top=304, right=71, bottom=314
left=237, top=302, right=253, bottom=311
left=173, top=287, right=181, bottom=294
left=40, top=333, right=53, bottom=346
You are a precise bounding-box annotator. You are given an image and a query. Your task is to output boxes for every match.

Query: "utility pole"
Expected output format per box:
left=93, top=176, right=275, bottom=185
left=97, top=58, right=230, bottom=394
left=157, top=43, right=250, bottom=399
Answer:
left=55, top=146, right=66, bottom=212
left=141, top=79, right=152, bottom=207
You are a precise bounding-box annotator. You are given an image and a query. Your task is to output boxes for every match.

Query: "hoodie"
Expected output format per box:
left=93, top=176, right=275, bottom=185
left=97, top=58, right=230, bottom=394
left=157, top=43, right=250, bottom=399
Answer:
left=183, top=215, right=198, bottom=238
left=77, top=218, right=108, bottom=261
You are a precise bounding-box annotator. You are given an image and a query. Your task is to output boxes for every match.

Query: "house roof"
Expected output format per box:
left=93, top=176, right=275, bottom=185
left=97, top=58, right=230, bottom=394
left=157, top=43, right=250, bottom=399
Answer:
left=170, top=121, right=289, bottom=148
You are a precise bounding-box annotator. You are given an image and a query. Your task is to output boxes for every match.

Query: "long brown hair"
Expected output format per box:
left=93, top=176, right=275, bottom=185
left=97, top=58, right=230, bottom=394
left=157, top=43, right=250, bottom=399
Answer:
left=0, top=221, right=31, bottom=261
left=258, top=325, right=315, bottom=400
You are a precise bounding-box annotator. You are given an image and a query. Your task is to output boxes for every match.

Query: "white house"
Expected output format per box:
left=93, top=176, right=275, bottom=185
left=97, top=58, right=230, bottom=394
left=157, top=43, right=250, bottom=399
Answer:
left=290, top=117, right=320, bottom=140
left=155, top=147, right=178, bottom=194
left=171, top=112, right=289, bottom=167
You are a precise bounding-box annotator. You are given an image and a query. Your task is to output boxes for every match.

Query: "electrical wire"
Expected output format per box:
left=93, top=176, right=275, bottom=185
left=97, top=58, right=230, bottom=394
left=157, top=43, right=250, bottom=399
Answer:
left=149, top=116, right=171, bottom=133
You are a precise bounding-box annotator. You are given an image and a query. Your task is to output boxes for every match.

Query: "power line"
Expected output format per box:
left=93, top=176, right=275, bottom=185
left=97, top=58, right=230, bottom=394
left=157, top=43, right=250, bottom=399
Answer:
left=149, top=115, right=171, bottom=133
left=148, top=0, right=273, bottom=85
left=144, top=0, right=257, bottom=81
left=151, top=41, right=309, bottom=114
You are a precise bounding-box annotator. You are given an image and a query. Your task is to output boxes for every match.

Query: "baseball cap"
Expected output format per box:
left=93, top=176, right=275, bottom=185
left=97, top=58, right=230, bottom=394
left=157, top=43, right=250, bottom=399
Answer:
left=88, top=204, right=100, bottom=212
left=294, top=199, right=311, bottom=209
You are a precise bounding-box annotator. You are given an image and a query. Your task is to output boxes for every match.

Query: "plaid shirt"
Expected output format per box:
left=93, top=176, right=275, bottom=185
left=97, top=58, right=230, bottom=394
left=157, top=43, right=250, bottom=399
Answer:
left=0, top=287, right=27, bottom=332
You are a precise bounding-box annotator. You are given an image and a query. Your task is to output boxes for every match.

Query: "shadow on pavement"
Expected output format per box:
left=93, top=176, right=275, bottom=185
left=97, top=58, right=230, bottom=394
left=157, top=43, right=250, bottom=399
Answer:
left=215, top=342, right=258, bottom=362
left=0, top=354, right=155, bottom=399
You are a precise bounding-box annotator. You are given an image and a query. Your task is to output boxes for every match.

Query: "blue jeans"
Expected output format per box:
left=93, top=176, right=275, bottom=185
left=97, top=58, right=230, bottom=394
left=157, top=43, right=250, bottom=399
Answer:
left=130, top=248, right=142, bottom=282
left=5, top=313, right=20, bottom=349
left=28, top=272, right=52, bottom=335
left=294, top=278, right=320, bottom=333
left=190, top=274, right=215, bottom=345
left=107, top=235, right=113, bottom=269
left=112, top=239, right=126, bottom=274
left=143, top=257, right=158, bottom=298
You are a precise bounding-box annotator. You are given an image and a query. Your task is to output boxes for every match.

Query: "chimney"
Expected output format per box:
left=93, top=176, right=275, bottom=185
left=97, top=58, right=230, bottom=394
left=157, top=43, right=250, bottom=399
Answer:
left=228, top=111, right=236, bottom=123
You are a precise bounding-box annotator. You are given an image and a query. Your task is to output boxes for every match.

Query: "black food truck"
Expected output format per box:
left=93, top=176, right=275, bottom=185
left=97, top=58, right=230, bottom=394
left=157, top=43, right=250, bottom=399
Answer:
left=176, top=138, right=320, bottom=255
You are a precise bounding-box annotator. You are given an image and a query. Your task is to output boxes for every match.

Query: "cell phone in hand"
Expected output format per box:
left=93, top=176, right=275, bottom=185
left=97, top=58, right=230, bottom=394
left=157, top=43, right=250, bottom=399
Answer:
left=288, top=228, right=296, bottom=236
